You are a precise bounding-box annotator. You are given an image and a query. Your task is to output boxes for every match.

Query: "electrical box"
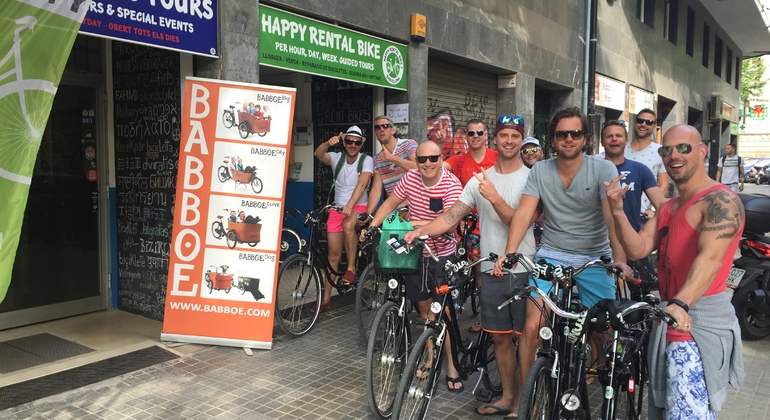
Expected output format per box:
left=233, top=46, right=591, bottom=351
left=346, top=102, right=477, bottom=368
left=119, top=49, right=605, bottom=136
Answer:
left=294, top=122, right=312, bottom=145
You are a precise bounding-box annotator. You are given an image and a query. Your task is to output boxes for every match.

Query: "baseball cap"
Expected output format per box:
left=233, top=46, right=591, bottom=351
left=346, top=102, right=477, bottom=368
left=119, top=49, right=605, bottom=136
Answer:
left=523, top=137, right=540, bottom=147
left=496, top=116, right=525, bottom=137
left=341, top=125, right=365, bottom=142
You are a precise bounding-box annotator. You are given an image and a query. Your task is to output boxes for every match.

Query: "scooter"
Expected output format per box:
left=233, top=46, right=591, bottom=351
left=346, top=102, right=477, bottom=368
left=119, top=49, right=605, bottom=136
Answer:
left=729, top=194, right=770, bottom=340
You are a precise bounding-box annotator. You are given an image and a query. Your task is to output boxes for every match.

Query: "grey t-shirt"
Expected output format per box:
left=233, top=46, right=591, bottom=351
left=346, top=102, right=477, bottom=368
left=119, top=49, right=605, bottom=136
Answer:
left=458, top=166, right=535, bottom=273
left=523, top=155, right=618, bottom=258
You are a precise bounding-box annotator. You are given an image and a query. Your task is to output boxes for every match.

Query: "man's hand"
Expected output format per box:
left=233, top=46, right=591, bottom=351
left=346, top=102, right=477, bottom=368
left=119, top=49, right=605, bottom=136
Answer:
left=739, top=182, right=745, bottom=192
left=612, top=261, right=634, bottom=280
left=403, top=229, right=421, bottom=246
left=328, top=132, right=343, bottom=147
left=380, top=146, right=394, bottom=162
left=604, top=174, right=629, bottom=214
left=341, top=205, right=353, bottom=216
left=474, top=167, right=500, bottom=203
left=662, top=302, right=692, bottom=334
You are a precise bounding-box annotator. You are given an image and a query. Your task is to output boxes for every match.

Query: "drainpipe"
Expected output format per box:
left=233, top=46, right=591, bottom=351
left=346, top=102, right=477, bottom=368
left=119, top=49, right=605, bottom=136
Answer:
left=583, top=0, right=598, bottom=154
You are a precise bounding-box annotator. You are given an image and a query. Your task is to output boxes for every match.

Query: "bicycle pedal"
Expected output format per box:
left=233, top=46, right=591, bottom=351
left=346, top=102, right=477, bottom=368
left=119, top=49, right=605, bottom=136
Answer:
left=475, top=388, right=493, bottom=403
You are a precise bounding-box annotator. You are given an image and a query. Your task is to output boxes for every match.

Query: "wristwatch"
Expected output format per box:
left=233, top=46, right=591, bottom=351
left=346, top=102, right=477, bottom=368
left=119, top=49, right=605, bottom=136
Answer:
left=668, top=298, right=689, bottom=313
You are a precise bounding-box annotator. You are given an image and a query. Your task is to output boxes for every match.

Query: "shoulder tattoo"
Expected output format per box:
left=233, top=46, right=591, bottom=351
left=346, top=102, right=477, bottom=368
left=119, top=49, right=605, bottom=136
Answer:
left=697, top=190, right=745, bottom=240
left=442, top=201, right=472, bottom=226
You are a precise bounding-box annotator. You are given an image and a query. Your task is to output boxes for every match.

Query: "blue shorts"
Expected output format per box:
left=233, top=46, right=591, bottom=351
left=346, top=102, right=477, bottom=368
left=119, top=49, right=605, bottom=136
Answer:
left=529, top=257, right=615, bottom=309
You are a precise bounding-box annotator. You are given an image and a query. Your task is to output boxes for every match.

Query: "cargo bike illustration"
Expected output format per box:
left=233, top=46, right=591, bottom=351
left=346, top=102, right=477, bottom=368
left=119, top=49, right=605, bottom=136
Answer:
left=221, top=105, right=272, bottom=139
left=204, top=265, right=266, bottom=300
left=211, top=210, right=263, bottom=249
left=217, top=156, right=264, bottom=194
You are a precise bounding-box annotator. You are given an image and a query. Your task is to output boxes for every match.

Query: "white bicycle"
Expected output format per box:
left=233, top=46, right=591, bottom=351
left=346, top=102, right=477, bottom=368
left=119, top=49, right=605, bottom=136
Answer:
left=0, top=16, right=59, bottom=185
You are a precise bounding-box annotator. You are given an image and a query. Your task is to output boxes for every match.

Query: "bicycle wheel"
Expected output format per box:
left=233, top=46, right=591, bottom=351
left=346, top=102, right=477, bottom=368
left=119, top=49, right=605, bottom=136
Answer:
left=217, top=165, right=229, bottom=182
left=211, top=221, right=224, bottom=239
left=518, top=356, right=556, bottom=419
left=366, top=301, right=408, bottom=419
left=251, top=176, right=264, bottom=194
left=392, top=328, right=442, bottom=420
left=226, top=231, right=238, bottom=249
left=480, top=333, right=502, bottom=394
left=280, top=228, right=303, bottom=263
left=222, top=110, right=235, bottom=128
left=356, top=262, right=389, bottom=344
left=275, top=253, right=322, bottom=337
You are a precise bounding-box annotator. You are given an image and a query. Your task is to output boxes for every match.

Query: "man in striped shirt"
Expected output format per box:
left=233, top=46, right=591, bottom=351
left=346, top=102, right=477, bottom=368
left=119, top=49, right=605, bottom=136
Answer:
left=368, top=140, right=465, bottom=392
left=366, top=115, right=418, bottom=215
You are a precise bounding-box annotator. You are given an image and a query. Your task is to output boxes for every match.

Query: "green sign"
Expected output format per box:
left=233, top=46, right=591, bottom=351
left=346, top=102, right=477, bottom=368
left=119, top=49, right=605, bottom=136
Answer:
left=259, top=6, right=407, bottom=90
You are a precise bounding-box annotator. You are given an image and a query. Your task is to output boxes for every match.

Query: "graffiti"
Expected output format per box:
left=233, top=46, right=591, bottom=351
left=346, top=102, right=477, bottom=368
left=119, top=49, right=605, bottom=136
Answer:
left=464, top=92, right=489, bottom=120
left=427, top=89, right=496, bottom=157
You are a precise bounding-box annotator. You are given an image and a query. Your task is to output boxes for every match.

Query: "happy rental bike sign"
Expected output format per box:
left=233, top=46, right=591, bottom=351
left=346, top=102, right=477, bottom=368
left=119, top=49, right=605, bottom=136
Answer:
left=259, top=5, right=408, bottom=91
left=0, top=0, right=90, bottom=303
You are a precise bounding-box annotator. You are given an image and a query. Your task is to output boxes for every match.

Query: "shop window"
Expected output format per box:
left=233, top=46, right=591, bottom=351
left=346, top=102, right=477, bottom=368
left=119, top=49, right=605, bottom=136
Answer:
left=664, top=0, right=679, bottom=45
left=702, top=24, right=710, bottom=68
left=685, top=6, right=694, bottom=56
left=65, top=35, right=102, bottom=75
left=714, top=36, right=723, bottom=77
left=637, top=0, right=656, bottom=29
left=726, top=48, right=733, bottom=84
left=735, top=57, right=741, bottom=89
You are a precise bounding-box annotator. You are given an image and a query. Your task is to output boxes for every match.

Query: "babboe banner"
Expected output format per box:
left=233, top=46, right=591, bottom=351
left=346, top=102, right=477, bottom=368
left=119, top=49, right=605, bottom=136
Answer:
left=161, top=77, right=295, bottom=349
left=0, top=0, right=91, bottom=304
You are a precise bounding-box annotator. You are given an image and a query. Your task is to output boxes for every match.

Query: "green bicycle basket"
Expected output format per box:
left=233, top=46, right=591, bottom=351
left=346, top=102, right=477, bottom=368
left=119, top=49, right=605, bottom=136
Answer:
left=378, top=209, right=420, bottom=274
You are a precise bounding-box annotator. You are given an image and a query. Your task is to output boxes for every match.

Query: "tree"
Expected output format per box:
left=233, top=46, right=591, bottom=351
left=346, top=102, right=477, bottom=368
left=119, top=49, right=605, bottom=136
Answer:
left=741, top=57, right=767, bottom=120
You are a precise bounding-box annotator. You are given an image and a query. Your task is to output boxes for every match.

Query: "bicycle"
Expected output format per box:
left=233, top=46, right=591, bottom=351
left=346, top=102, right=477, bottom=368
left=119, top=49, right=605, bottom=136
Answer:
left=500, top=253, right=617, bottom=420
left=275, top=205, right=375, bottom=337
left=390, top=245, right=502, bottom=420
left=0, top=16, right=59, bottom=185
left=280, top=208, right=307, bottom=263
left=222, top=104, right=237, bottom=128
left=455, top=213, right=480, bottom=316
left=499, top=282, right=676, bottom=419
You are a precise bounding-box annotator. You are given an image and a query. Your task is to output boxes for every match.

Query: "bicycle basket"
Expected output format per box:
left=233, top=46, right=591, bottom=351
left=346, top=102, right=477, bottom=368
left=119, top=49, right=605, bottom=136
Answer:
left=378, top=210, right=420, bottom=274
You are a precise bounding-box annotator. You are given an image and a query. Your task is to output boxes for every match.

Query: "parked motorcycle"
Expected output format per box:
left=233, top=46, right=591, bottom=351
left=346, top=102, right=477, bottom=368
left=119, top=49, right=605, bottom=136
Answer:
left=729, top=194, right=770, bottom=340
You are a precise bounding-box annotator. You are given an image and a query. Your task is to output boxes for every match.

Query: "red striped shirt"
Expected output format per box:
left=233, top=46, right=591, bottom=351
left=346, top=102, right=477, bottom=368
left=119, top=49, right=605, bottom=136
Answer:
left=392, top=169, right=462, bottom=257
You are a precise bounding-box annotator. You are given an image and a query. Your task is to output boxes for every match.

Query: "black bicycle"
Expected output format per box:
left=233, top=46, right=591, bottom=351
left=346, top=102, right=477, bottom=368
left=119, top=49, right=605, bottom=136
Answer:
left=275, top=205, right=374, bottom=337
left=455, top=213, right=480, bottom=316
left=280, top=208, right=307, bottom=263
left=390, top=247, right=502, bottom=420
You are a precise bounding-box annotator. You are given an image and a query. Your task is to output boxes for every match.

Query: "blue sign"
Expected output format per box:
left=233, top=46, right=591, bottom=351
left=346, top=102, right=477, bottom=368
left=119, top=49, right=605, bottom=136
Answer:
left=79, top=1, right=218, bottom=57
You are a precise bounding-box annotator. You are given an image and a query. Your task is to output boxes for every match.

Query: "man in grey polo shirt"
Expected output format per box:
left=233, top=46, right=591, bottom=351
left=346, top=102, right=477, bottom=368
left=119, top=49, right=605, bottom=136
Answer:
left=494, top=107, right=632, bottom=410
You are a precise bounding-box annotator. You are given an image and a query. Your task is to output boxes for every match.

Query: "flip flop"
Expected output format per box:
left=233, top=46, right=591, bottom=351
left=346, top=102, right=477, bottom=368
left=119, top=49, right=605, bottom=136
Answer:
left=474, top=404, right=510, bottom=416
left=503, top=413, right=518, bottom=419
left=416, top=365, right=432, bottom=379
left=446, top=375, right=464, bottom=393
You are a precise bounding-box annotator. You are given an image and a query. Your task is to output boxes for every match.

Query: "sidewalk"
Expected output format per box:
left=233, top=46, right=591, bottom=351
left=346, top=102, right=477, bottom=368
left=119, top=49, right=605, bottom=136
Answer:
left=2, top=302, right=769, bottom=419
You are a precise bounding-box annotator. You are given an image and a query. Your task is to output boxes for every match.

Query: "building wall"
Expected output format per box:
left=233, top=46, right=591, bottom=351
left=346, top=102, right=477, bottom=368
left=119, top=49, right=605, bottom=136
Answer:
left=596, top=0, right=742, bottom=129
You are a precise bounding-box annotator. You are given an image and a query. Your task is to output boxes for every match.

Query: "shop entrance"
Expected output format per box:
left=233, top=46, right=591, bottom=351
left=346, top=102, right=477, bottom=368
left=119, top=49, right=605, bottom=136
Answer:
left=0, top=84, right=107, bottom=329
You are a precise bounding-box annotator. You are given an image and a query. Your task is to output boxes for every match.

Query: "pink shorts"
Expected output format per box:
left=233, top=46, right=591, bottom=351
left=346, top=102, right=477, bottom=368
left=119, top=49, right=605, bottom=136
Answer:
left=327, top=204, right=368, bottom=233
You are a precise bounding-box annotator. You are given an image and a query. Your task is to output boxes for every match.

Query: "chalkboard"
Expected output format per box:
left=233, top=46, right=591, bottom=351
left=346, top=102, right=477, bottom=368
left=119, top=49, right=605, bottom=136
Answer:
left=311, top=77, right=373, bottom=212
left=113, top=42, right=180, bottom=321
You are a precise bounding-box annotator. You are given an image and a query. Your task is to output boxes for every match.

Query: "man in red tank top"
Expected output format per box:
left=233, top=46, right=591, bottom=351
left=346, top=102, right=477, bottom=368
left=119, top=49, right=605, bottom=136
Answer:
left=605, top=125, right=744, bottom=419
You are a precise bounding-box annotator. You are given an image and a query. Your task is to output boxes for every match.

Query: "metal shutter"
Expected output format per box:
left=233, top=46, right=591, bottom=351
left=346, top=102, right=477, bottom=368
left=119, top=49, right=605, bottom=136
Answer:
left=427, top=60, right=498, bottom=156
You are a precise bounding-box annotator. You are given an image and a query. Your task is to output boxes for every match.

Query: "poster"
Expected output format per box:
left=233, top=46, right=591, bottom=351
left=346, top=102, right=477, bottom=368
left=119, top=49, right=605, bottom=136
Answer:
left=161, top=77, right=296, bottom=349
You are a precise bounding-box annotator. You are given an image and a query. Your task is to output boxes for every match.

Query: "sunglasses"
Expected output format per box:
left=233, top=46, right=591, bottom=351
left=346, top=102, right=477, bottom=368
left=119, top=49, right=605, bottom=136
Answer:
left=344, top=139, right=363, bottom=146
left=498, top=116, right=524, bottom=125
left=522, top=147, right=541, bottom=155
left=416, top=154, right=441, bottom=164
left=374, top=123, right=392, bottom=130
left=657, top=142, right=693, bottom=157
left=636, top=117, right=655, bottom=126
left=467, top=130, right=485, bottom=137
left=553, top=130, right=586, bottom=141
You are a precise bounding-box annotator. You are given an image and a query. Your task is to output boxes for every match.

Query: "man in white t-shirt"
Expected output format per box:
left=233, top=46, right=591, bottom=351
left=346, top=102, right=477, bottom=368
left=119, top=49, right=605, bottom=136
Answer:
left=716, top=142, right=745, bottom=192
left=627, top=108, right=669, bottom=217
left=313, top=125, right=374, bottom=311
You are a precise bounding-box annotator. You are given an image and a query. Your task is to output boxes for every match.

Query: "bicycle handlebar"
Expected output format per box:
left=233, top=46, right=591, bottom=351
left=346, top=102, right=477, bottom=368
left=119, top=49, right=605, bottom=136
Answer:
left=502, top=253, right=618, bottom=282
left=408, top=236, right=439, bottom=262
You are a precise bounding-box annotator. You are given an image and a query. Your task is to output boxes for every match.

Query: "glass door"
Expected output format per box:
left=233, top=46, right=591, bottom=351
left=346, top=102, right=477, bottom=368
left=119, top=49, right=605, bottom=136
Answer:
left=0, top=84, right=106, bottom=328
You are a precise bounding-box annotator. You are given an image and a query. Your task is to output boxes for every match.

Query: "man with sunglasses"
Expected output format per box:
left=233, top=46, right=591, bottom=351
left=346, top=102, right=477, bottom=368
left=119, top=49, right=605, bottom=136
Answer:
left=493, top=107, right=632, bottom=408
left=628, top=108, right=670, bottom=217
left=367, top=116, right=418, bottom=216
left=313, top=125, right=374, bottom=310
left=368, top=140, right=465, bottom=392
left=605, top=124, right=744, bottom=419
left=405, top=115, right=534, bottom=416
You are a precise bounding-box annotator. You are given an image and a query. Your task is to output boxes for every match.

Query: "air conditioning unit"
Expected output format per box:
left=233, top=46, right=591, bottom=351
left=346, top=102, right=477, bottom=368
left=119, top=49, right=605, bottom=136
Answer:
left=709, top=95, right=723, bottom=121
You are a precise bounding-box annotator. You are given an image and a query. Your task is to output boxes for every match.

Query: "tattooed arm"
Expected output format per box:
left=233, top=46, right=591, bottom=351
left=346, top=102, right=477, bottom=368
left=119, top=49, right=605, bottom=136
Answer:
left=403, top=201, right=472, bottom=245
left=672, top=189, right=744, bottom=308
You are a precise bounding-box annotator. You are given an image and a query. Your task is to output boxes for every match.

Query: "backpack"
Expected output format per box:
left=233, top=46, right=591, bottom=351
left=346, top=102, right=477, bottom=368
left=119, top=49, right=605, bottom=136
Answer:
left=721, top=155, right=742, bottom=168
left=327, top=153, right=368, bottom=205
